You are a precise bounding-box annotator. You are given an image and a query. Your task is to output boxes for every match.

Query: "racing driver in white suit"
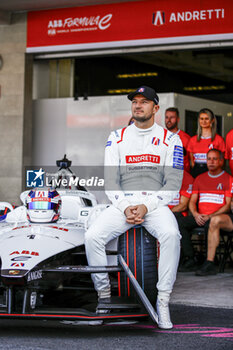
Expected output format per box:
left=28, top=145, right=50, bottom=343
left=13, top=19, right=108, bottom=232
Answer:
left=85, top=86, right=183, bottom=329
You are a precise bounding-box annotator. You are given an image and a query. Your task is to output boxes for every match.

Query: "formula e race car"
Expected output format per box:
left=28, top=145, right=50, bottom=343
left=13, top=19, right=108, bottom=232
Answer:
left=0, top=156, right=158, bottom=325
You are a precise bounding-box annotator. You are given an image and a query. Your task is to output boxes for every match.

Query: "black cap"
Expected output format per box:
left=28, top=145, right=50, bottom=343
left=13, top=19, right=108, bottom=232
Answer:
left=127, top=86, right=159, bottom=105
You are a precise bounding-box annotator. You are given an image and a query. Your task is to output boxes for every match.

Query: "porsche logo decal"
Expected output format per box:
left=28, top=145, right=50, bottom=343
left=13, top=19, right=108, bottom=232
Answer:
left=9, top=270, right=20, bottom=275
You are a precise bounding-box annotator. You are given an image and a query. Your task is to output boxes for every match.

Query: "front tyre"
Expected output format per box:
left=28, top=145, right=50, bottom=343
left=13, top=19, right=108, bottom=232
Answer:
left=118, top=226, right=158, bottom=305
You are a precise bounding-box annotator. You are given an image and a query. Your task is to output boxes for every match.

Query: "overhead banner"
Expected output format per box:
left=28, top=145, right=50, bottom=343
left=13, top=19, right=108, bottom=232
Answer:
left=27, top=0, right=233, bottom=53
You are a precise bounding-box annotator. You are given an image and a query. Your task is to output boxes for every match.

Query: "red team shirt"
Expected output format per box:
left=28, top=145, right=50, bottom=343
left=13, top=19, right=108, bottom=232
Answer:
left=192, top=171, right=233, bottom=215
left=177, top=129, right=191, bottom=172
left=225, top=129, right=233, bottom=176
left=168, top=171, right=194, bottom=216
left=187, top=134, right=225, bottom=164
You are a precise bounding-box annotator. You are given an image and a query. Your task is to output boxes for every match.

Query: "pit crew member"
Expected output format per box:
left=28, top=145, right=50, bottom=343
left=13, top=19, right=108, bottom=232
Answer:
left=187, top=108, right=225, bottom=178
left=196, top=201, right=233, bottom=276
left=165, top=107, right=191, bottom=173
left=178, top=149, right=232, bottom=272
left=225, top=128, right=233, bottom=176
left=168, top=170, right=193, bottom=218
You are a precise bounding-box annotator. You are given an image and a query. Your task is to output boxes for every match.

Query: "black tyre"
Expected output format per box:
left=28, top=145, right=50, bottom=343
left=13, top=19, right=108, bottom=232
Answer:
left=118, top=226, right=158, bottom=305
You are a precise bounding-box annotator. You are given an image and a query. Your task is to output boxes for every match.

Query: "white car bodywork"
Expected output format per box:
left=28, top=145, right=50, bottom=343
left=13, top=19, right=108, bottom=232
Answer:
left=0, top=189, right=116, bottom=279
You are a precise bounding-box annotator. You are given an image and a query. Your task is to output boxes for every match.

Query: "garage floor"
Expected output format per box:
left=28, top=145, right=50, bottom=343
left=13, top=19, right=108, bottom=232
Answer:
left=171, top=271, right=233, bottom=309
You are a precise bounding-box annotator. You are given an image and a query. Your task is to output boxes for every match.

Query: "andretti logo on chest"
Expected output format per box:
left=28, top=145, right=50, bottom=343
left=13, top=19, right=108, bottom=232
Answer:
left=126, top=154, right=160, bottom=164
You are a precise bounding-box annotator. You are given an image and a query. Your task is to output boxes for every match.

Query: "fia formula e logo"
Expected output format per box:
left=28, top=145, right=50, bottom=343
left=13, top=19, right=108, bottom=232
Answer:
left=26, top=168, right=45, bottom=188
left=152, top=11, right=165, bottom=26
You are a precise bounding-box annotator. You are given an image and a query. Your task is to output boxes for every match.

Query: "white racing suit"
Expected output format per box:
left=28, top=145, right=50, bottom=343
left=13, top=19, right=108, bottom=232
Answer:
left=85, top=122, right=183, bottom=295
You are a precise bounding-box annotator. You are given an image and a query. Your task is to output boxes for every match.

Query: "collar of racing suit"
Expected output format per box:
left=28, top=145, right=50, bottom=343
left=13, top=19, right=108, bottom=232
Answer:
left=132, top=122, right=156, bottom=135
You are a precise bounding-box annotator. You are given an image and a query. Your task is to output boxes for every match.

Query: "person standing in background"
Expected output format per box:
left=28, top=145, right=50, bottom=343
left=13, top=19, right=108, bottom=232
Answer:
left=165, top=107, right=191, bottom=173
left=187, top=108, right=225, bottom=178
left=225, top=128, right=233, bottom=176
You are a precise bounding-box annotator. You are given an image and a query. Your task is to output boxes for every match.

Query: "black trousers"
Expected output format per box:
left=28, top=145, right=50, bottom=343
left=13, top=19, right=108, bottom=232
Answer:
left=191, top=163, right=208, bottom=178
left=176, top=214, right=210, bottom=259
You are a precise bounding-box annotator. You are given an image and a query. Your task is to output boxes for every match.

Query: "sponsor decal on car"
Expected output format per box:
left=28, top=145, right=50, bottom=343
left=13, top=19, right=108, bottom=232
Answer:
left=50, top=226, right=69, bottom=232
left=13, top=225, right=31, bottom=230
left=10, top=250, right=39, bottom=256
left=11, top=256, right=32, bottom=262
left=80, top=210, right=89, bottom=217
left=9, top=270, right=20, bottom=275
left=27, top=270, right=43, bottom=282
left=10, top=263, right=25, bottom=267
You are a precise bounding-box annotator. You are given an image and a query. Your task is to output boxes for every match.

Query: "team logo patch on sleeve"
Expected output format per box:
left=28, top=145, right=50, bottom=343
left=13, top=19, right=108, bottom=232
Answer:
left=106, top=141, right=112, bottom=147
left=173, top=145, right=184, bottom=169
left=187, top=184, right=193, bottom=194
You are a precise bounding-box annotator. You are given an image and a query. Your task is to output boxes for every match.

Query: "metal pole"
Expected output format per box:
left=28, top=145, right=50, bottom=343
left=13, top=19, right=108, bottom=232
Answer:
left=22, top=289, right=28, bottom=314
left=118, top=254, right=158, bottom=325
left=7, top=287, right=12, bottom=314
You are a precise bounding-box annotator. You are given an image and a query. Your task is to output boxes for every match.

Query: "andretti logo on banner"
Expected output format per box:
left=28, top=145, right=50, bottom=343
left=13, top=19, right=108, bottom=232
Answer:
left=152, top=11, right=165, bottom=26
left=152, top=8, right=225, bottom=26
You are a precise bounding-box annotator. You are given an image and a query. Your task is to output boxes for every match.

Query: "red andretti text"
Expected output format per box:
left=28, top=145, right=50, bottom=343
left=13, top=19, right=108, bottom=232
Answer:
left=126, top=154, right=160, bottom=164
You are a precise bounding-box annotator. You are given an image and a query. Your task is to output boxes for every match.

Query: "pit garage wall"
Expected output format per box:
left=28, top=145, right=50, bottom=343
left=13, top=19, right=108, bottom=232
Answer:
left=174, top=94, right=233, bottom=135
left=0, top=13, right=31, bottom=205
left=32, top=93, right=233, bottom=167
left=32, top=93, right=174, bottom=167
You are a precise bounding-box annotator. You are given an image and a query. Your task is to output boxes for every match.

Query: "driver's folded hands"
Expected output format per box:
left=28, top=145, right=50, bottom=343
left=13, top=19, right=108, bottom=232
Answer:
left=124, top=204, right=148, bottom=224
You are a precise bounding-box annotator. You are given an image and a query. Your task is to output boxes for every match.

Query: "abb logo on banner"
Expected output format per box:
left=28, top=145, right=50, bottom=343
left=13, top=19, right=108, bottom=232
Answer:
left=48, top=14, right=112, bottom=36
left=126, top=154, right=160, bottom=164
left=26, top=0, right=233, bottom=53
left=48, top=15, right=112, bottom=30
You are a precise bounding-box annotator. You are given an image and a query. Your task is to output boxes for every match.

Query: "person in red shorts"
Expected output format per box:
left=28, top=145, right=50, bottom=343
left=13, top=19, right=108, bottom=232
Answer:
left=225, top=128, right=233, bottom=176
left=165, top=107, right=191, bottom=172
left=178, top=149, right=232, bottom=272
left=187, top=108, right=225, bottom=178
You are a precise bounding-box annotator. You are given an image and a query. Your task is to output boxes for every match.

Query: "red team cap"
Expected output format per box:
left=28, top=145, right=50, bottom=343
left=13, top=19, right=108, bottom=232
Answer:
left=127, top=86, right=159, bottom=105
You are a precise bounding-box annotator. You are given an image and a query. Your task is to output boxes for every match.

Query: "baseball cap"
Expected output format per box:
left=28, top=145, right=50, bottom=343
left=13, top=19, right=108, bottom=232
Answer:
left=127, top=86, right=159, bottom=105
